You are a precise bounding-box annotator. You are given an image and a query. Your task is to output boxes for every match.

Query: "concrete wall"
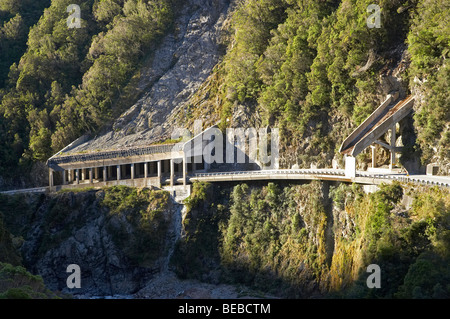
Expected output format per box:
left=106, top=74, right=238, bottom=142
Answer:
left=50, top=175, right=191, bottom=193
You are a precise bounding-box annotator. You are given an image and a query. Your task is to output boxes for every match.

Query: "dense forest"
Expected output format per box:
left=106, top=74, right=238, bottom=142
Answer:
left=0, top=0, right=180, bottom=179
left=216, top=0, right=449, bottom=169
left=2, top=180, right=449, bottom=299
left=0, top=0, right=449, bottom=300
left=0, top=0, right=449, bottom=182
left=172, top=180, right=450, bottom=298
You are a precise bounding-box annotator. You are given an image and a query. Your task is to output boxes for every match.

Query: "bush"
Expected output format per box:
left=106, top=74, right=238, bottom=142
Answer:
left=101, top=186, right=171, bottom=266
left=0, top=262, right=57, bottom=299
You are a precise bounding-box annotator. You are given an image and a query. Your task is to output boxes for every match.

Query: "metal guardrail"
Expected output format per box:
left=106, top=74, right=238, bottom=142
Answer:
left=2, top=170, right=449, bottom=196
left=193, top=170, right=450, bottom=188
left=194, top=169, right=346, bottom=178
left=356, top=172, right=450, bottom=187
left=0, top=187, right=49, bottom=195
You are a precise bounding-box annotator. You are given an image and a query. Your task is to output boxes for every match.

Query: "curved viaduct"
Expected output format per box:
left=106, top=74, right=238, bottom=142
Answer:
left=2, top=169, right=449, bottom=197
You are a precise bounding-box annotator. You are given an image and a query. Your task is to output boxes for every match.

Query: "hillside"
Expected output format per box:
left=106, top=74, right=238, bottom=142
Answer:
left=0, top=182, right=449, bottom=298
left=0, top=0, right=449, bottom=300
left=172, top=181, right=450, bottom=298
left=0, top=0, right=448, bottom=188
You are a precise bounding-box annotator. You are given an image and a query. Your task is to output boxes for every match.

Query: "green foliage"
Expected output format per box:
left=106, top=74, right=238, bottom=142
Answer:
left=183, top=181, right=211, bottom=214
left=172, top=180, right=450, bottom=298
left=219, top=0, right=420, bottom=167
left=339, top=182, right=450, bottom=298
left=396, top=251, right=450, bottom=298
left=407, top=0, right=450, bottom=164
left=0, top=0, right=447, bottom=178
left=0, top=262, right=58, bottom=299
left=101, top=185, right=171, bottom=265
left=0, top=0, right=179, bottom=178
left=175, top=181, right=332, bottom=297
left=0, top=0, right=50, bottom=88
left=171, top=181, right=228, bottom=280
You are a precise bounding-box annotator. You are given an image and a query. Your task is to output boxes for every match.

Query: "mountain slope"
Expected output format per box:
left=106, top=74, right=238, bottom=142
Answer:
left=0, top=0, right=448, bottom=186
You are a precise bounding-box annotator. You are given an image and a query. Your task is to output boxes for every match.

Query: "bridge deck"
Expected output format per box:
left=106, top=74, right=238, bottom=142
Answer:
left=191, top=169, right=450, bottom=188
left=2, top=169, right=449, bottom=195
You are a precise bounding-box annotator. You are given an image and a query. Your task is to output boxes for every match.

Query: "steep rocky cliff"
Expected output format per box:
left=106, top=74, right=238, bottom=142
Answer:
left=66, top=0, right=232, bottom=154
left=171, top=180, right=450, bottom=298
left=1, top=187, right=182, bottom=296
left=1, top=180, right=449, bottom=299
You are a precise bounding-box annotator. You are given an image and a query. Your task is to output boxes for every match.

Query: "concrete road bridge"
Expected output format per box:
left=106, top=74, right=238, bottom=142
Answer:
left=2, top=169, right=449, bottom=197
left=2, top=93, right=449, bottom=196
left=191, top=169, right=450, bottom=188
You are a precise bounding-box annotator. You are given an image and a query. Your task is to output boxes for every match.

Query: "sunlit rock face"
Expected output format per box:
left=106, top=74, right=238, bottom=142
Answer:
left=69, top=0, right=232, bottom=154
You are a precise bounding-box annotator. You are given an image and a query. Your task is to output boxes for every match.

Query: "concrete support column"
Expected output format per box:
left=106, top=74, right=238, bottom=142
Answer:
left=131, top=163, right=135, bottom=180
left=144, top=162, right=148, bottom=178
left=157, top=160, right=162, bottom=187
left=103, top=166, right=107, bottom=182
left=81, top=168, right=85, bottom=181
left=183, top=155, right=187, bottom=188
left=49, top=168, right=54, bottom=188
left=345, top=156, right=356, bottom=178
left=157, top=161, right=161, bottom=178
left=94, top=167, right=99, bottom=180
left=89, top=168, right=93, bottom=184
left=76, top=169, right=80, bottom=184
left=62, top=170, right=67, bottom=185
left=371, top=145, right=376, bottom=168
left=170, top=159, right=174, bottom=187
left=117, top=165, right=121, bottom=181
left=390, top=125, right=396, bottom=169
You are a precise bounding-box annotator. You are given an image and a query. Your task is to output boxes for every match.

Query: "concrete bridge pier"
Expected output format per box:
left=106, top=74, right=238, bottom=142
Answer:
left=49, top=168, right=54, bottom=188
left=389, top=125, right=396, bottom=170
left=345, top=156, right=356, bottom=178
left=89, top=168, right=93, bottom=184
left=170, top=159, right=174, bottom=187
left=157, top=160, right=162, bottom=188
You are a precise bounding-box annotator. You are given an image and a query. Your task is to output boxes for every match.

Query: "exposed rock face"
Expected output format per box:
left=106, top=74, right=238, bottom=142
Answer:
left=68, top=0, right=232, bottom=154
left=9, top=189, right=250, bottom=299
left=19, top=190, right=181, bottom=297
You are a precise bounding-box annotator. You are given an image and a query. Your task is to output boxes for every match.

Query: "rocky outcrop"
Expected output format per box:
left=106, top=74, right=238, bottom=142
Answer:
left=17, top=189, right=181, bottom=297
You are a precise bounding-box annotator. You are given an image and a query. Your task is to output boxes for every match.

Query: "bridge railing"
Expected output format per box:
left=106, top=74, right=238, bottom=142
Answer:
left=193, top=169, right=346, bottom=178
left=357, top=172, right=450, bottom=187
left=0, top=187, right=49, bottom=195
left=192, top=169, right=450, bottom=188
